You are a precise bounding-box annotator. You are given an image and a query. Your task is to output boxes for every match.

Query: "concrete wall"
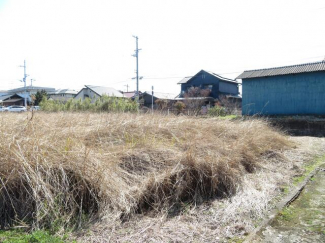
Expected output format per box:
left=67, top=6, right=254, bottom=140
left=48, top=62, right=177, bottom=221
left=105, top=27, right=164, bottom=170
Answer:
left=242, top=71, right=325, bottom=115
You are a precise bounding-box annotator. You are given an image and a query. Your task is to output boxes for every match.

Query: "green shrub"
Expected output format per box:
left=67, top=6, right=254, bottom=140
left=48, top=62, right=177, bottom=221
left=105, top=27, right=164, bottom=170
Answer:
left=208, top=106, right=227, bottom=117
left=40, top=95, right=137, bottom=113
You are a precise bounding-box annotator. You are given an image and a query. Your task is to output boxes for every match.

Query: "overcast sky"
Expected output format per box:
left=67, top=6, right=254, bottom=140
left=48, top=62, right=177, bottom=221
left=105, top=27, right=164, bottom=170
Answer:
left=0, top=0, right=325, bottom=94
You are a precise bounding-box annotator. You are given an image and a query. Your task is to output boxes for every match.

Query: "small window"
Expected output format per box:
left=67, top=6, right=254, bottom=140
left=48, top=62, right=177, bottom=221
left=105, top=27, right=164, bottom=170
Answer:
left=203, top=84, right=213, bottom=90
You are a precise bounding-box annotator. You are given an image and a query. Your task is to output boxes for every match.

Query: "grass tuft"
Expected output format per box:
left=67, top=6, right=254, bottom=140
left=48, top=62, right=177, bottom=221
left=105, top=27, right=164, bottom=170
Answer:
left=0, top=112, right=292, bottom=231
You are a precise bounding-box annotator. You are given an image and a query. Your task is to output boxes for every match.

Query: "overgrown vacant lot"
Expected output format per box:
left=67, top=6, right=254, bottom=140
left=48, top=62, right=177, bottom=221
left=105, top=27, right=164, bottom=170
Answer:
left=1, top=112, right=322, bottom=242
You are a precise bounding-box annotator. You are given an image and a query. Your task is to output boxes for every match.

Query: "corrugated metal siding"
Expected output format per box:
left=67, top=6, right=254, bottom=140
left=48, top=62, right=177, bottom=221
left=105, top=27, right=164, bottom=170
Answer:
left=242, top=72, right=325, bottom=115
left=237, top=61, right=325, bottom=79
left=219, top=81, right=238, bottom=94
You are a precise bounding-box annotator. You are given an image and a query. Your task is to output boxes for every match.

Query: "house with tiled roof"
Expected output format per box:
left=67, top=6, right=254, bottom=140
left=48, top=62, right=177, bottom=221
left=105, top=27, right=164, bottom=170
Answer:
left=178, top=70, right=240, bottom=99
left=75, top=85, right=123, bottom=101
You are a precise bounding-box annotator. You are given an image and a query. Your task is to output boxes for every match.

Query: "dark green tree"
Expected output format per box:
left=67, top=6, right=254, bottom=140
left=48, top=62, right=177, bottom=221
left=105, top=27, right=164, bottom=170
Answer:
left=34, top=90, right=48, bottom=105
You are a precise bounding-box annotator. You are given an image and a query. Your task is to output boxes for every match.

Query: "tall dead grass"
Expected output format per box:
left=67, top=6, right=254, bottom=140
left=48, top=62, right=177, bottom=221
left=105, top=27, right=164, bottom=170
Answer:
left=0, top=113, right=291, bottom=231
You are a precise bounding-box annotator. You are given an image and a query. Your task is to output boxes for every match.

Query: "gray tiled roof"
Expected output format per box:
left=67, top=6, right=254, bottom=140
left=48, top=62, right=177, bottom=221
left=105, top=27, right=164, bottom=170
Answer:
left=86, top=85, right=123, bottom=97
left=49, top=89, right=78, bottom=95
left=237, top=61, right=325, bottom=79
left=178, top=70, right=237, bottom=84
left=0, top=93, right=31, bottom=102
left=8, top=86, right=55, bottom=93
left=0, top=94, right=13, bottom=102
left=204, top=70, right=238, bottom=83
left=177, top=77, right=192, bottom=84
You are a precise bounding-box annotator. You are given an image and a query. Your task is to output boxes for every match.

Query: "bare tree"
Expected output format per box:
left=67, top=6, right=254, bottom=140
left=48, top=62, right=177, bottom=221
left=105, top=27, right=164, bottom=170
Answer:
left=216, top=95, right=241, bottom=115
left=183, top=87, right=211, bottom=116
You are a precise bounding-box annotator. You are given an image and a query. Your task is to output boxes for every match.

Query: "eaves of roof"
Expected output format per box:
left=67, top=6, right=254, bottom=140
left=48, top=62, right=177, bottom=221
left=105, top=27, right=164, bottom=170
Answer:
left=178, top=70, right=238, bottom=85
left=2, top=98, right=23, bottom=103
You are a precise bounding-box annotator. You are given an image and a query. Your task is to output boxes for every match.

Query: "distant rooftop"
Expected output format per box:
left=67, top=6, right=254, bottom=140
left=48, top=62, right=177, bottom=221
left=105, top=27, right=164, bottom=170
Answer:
left=0, top=93, right=31, bottom=102
left=178, top=70, right=237, bottom=84
left=237, top=60, right=325, bottom=79
left=122, top=91, right=138, bottom=98
left=143, top=91, right=177, bottom=100
left=178, top=76, right=192, bottom=84
left=0, top=94, right=13, bottom=102
left=8, top=86, right=56, bottom=93
left=85, top=85, right=123, bottom=97
left=49, top=89, right=78, bottom=95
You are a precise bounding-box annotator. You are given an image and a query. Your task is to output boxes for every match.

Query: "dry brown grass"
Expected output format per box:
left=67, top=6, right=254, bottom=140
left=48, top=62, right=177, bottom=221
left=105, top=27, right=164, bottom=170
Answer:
left=0, top=112, right=291, bottom=233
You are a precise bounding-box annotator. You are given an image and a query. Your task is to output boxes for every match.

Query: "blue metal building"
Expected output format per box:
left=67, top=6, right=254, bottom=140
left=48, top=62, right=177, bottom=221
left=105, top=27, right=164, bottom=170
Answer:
left=237, top=61, right=325, bottom=115
left=178, top=70, right=239, bottom=99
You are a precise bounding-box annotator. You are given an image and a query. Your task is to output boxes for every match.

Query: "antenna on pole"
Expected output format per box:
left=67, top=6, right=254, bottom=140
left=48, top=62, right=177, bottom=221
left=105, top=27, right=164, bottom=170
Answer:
left=132, top=36, right=141, bottom=107
left=31, top=78, right=35, bottom=88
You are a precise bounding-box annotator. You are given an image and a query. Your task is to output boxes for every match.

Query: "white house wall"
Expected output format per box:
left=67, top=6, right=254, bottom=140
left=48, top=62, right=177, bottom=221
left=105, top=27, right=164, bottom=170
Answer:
left=75, top=88, right=100, bottom=101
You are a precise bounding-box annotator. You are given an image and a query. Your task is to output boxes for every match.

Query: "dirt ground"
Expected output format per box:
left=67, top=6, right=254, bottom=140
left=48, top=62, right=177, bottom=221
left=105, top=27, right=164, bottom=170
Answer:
left=77, top=136, right=325, bottom=243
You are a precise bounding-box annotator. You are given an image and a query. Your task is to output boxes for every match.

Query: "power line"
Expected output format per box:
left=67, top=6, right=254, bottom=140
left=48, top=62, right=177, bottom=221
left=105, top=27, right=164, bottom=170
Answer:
left=110, top=78, right=133, bottom=85
left=142, top=76, right=184, bottom=80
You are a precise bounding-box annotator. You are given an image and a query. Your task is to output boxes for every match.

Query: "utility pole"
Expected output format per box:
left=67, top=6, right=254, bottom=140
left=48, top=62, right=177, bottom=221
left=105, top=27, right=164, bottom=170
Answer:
left=19, top=60, right=28, bottom=108
left=124, top=84, right=129, bottom=92
left=132, top=36, right=141, bottom=105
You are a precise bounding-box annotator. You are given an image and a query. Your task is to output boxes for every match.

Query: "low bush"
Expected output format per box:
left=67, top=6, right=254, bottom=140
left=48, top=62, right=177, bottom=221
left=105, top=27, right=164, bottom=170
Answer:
left=40, top=95, right=137, bottom=112
left=208, top=106, right=227, bottom=117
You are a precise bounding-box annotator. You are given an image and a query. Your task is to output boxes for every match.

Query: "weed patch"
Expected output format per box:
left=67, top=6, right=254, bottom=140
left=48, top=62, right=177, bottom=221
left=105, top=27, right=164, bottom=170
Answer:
left=0, top=230, right=71, bottom=243
left=0, top=113, right=292, bottom=231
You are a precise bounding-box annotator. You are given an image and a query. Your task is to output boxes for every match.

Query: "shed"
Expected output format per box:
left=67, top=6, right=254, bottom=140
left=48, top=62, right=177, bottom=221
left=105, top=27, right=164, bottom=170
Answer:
left=237, top=61, right=325, bottom=115
left=139, top=91, right=177, bottom=107
left=140, top=91, right=176, bottom=107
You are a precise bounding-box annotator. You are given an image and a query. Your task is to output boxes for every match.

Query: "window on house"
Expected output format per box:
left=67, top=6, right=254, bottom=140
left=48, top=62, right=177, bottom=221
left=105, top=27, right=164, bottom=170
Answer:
left=203, top=84, right=213, bottom=90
